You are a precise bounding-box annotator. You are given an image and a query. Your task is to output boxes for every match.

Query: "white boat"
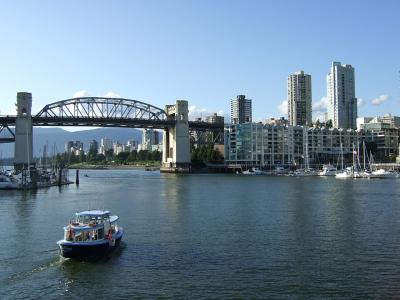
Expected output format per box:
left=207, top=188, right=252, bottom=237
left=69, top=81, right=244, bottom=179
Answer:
left=292, top=168, right=316, bottom=176
left=335, top=166, right=365, bottom=179
left=57, top=210, right=124, bottom=259
left=360, top=142, right=371, bottom=178
left=335, top=143, right=366, bottom=179
left=370, top=169, right=399, bottom=179
left=335, top=168, right=353, bottom=178
left=0, top=174, right=20, bottom=189
left=273, top=166, right=288, bottom=175
left=319, top=164, right=337, bottom=176
left=352, top=169, right=363, bottom=178
left=360, top=170, right=371, bottom=178
left=292, top=129, right=316, bottom=177
left=242, top=167, right=268, bottom=175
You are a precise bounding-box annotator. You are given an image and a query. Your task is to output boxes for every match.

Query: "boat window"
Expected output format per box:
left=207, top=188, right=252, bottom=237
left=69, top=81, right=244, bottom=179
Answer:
left=83, top=231, right=92, bottom=242
left=92, top=230, right=97, bottom=240
left=74, top=232, right=83, bottom=242
left=97, top=228, right=104, bottom=239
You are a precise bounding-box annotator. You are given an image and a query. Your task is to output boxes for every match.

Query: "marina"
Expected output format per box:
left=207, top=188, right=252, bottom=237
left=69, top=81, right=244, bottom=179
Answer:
left=0, top=167, right=72, bottom=190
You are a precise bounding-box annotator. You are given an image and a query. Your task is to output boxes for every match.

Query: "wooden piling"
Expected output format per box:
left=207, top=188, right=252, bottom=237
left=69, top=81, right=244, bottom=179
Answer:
left=76, top=169, right=79, bottom=185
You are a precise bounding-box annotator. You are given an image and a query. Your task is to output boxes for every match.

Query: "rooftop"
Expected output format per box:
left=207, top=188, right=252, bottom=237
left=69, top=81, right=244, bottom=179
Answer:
left=75, top=210, right=110, bottom=216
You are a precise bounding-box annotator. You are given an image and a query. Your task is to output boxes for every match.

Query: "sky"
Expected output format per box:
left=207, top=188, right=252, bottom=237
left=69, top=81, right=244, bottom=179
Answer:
left=0, top=0, right=399, bottom=126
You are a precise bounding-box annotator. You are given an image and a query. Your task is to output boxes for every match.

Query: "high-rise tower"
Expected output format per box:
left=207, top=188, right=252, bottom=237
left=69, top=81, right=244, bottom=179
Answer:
left=327, top=62, right=357, bottom=129
left=230, top=95, right=252, bottom=124
left=287, top=70, right=312, bottom=126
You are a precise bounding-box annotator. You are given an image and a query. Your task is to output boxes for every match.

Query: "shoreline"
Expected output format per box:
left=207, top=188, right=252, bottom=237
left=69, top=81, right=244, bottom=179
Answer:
left=68, top=164, right=160, bottom=170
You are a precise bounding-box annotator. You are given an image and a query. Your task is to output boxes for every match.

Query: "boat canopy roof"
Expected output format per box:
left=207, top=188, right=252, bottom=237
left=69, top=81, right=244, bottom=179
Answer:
left=110, top=215, right=119, bottom=223
left=76, top=210, right=110, bottom=217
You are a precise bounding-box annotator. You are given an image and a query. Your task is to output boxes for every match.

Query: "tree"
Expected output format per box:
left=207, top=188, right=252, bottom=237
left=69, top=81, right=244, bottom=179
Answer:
left=95, top=153, right=105, bottom=162
left=79, top=151, right=85, bottom=163
left=127, top=150, right=137, bottom=162
left=87, top=147, right=98, bottom=162
left=191, top=145, right=224, bottom=167
left=326, top=119, right=333, bottom=128
left=116, top=151, right=130, bottom=164
left=105, top=149, right=114, bottom=161
left=137, top=150, right=148, bottom=161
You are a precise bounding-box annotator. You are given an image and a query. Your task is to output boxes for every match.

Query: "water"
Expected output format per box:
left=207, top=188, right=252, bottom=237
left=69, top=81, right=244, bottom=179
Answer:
left=1, top=170, right=400, bottom=299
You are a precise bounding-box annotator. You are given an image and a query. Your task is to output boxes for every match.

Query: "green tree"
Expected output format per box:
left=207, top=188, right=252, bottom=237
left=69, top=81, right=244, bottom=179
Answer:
left=191, top=145, right=224, bottom=167
left=137, top=150, right=146, bottom=161
left=105, top=149, right=114, bottom=161
left=127, top=150, right=137, bottom=162
left=116, top=151, right=130, bottom=164
left=151, top=150, right=162, bottom=161
left=95, top=153, right=106, bottom=162
left=86, top=147, right=98, bottom=162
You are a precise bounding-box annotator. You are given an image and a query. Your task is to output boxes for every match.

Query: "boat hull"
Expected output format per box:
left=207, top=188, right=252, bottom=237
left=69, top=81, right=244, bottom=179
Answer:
left=57, top=232, right=123, bottom=259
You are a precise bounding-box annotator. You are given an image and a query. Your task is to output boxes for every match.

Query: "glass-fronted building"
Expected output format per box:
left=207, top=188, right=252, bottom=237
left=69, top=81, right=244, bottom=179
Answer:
left=225, top=123, right=364, bottom=168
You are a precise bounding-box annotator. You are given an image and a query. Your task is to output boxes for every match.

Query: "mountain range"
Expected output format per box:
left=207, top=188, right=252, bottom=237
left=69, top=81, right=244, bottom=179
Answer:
left=0, top=127, right=145, bottom=158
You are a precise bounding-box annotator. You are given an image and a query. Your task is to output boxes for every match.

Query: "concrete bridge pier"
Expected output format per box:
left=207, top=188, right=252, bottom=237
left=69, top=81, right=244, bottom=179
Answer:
left=160, top=100, right=191, bottom=173
left=14, top=92, right=34, bottom=172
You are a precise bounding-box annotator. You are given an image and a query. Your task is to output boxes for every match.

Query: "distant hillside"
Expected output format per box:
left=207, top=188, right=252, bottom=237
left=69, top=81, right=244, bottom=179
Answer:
left=0, top=127, right=148, bottom=158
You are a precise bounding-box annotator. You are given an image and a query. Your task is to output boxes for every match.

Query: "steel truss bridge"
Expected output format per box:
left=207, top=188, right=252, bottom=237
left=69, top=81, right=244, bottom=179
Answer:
left=0, top=97, right=223, bottom=144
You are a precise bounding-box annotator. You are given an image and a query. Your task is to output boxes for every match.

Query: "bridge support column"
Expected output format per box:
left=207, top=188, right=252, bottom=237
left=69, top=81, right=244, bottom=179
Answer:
left=160, top=100, right=191, bottom=173
left=14, top=92, right=34, bottom=172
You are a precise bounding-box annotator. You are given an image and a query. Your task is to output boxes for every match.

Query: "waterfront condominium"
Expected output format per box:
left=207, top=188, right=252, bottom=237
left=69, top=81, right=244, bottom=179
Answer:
left=231, top=95, right=252, bottom=124
left=327, top=62, right=357, bottom=129
left=287, top=70, right=312, bottom=126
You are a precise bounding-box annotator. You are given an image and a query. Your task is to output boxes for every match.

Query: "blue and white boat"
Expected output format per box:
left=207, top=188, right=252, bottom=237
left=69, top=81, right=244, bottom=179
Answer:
left=57, top=210, right=123, bottom=259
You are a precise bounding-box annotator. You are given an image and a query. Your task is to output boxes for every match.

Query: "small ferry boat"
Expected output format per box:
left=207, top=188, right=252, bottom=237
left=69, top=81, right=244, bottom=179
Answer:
left=57, top=210, right=123, bottom=259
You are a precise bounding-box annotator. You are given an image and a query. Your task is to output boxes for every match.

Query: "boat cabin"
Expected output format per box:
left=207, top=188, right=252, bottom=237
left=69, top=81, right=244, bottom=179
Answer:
left=64, top=210, right=119, bottom=243
left=75, top=210, right=111, bottom=225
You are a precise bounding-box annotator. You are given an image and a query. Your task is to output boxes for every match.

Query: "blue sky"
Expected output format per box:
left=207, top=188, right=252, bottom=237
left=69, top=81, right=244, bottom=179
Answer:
left=0, top=0, right=399, bottom=124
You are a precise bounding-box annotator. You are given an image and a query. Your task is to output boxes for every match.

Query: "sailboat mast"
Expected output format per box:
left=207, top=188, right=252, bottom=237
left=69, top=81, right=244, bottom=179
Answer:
left=341, top=142, right=344, bottom=170
left=363, top=141, right=366, bottom=170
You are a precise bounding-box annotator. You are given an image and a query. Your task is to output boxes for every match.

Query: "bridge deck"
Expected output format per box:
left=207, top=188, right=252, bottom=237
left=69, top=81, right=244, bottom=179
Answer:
left=0, top=115, right=224, bottom=130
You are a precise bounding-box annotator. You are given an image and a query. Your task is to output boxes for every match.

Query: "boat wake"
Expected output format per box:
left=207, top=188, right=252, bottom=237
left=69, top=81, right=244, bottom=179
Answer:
left=1, top=251, right=63, bottom=286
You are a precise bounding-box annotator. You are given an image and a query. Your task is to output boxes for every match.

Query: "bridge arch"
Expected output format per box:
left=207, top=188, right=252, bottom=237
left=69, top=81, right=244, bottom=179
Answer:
left=35, top=97, right=168, bottom=121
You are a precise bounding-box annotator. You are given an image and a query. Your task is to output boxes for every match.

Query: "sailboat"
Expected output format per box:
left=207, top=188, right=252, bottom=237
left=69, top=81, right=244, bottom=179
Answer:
left=293, top=127, right=315, bottom=176
left=335, top=143, right=352, bottom=178
left=368, top=150, right=399, bottom=178
left=359, top=141, right=371, bottom=178
left=319, top=164, right=337, bottom=176
left=370, top=168, right=399, bottom=178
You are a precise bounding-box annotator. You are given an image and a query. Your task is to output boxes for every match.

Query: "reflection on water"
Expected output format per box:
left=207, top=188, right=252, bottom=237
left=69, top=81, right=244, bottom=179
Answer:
left=1, top=170, right=400, bottom=298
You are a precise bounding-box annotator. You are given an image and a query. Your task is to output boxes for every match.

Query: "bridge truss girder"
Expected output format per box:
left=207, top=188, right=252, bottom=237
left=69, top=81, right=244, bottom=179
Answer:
left=35, top=97, right=168, bottom=122
left=189, top=128, right=224, bottom=146
left=0, top=122, right=15, bottom=143
left=32, top=116, right=175, bottom=129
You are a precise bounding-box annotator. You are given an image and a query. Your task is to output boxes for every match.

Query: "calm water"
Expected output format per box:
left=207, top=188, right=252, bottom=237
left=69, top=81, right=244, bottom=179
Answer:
left=1, top=170, right=400, bottom=299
